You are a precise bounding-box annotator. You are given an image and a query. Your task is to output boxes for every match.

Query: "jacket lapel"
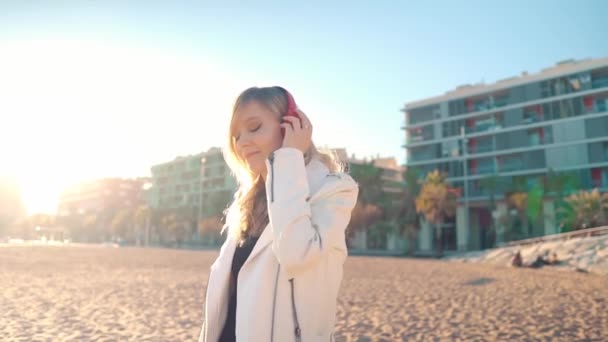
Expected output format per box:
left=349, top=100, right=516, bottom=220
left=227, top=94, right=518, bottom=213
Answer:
left=240, top=157, right=330, bottom=270
left=204, top=235, right=236, bottom=341
left=240, top=222, right=273, bottom=269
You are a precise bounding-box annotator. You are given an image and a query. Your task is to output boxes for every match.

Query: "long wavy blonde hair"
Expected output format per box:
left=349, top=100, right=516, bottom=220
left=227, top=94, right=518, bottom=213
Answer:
left=221, top=86, right=346, bottom=245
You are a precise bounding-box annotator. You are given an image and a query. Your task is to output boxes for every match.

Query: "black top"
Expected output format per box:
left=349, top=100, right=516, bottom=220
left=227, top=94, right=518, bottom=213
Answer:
left=219, top=235, right=260, bottom=342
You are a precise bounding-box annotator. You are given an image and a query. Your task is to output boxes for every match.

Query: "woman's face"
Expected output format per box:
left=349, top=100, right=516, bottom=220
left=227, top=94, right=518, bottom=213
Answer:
left=233, top=100, right=283, bottom=179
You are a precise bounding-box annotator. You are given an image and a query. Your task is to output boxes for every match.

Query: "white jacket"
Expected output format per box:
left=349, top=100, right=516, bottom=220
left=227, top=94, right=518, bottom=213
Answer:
left=199, top=147, right=359, bottom=342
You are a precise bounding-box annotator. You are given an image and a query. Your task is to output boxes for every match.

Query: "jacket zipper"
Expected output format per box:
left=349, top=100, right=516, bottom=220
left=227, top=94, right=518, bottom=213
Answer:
left=270, top=264, right=280, bottom=342
left=289, top=278, right=302, bottom=342
left=269, top=151, right=275, bottom=203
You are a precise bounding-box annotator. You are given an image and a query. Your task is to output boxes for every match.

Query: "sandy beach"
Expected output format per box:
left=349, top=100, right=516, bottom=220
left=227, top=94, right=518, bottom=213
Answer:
left=1, top=245, right=607, bottom=341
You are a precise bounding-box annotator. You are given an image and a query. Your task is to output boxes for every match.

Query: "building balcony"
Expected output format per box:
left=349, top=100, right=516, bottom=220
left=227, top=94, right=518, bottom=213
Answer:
left=469, top=144, right=494, bottom=154
left=500, top=161, right=524, bottom=173
left=469, top=164, right=496, bottom=176
left=467, top=123, right=503, bottom=134
left=404, top=134, right=435, bottom=146
left=409, top=154, right=440, bottom=163
left=522, top=115, right=541, bottom=124
left=592, top=77, right=608, bottom=89
left=409, top=135, right=426, bottom=143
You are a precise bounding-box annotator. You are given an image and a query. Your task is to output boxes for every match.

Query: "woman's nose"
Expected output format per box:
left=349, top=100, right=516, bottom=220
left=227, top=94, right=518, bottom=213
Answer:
left=236, top=137, right=254, bottom=155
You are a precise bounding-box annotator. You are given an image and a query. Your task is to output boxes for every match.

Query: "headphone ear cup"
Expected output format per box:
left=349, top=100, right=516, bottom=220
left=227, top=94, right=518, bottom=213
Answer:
left=284, top=91, right=297, bottom=115
left=275, top=86, right=298, bottom=115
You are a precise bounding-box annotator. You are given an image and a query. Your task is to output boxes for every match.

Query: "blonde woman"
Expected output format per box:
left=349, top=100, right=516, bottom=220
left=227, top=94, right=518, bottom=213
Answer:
left=199, top=86, right=359, bottom=342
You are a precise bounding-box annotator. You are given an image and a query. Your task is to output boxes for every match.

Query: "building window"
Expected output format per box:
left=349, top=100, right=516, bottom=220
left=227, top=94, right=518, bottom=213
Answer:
left=528, top=130, right=541, bottom=146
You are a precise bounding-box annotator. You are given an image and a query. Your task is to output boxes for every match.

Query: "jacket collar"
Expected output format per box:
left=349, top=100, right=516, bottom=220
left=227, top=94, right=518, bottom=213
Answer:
left=239, top=156, right=330, bottom=269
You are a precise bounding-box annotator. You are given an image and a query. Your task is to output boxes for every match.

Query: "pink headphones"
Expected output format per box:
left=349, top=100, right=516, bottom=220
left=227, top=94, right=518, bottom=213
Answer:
left=275, top=86, right=301, bottom=137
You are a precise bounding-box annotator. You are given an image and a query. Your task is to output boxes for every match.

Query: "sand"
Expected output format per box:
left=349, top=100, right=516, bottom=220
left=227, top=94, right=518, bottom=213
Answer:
left=1, top=245, right=607, bottom=341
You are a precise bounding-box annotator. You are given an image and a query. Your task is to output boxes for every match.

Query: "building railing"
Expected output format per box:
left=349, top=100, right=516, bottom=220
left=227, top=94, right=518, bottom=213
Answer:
left=505, top=225, right=608, bottom=247
left=592, top=78, right=608, bottom=89
left=407, top=86, right=608, bottom=131
left=500, top=162, right=524, bottom=173
left=471, top=164, right=496, bottom=175
left=469, top=144, right=494, bottom=154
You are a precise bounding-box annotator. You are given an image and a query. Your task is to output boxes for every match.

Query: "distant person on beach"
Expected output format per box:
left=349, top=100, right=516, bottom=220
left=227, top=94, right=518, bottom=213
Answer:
left=545, top=252, right=560, bottom=265
left=198, top=86, right=359, bottom=342
left=511, top=250, right=523, bottom=267
left=529, top=255, right=545, bottom=268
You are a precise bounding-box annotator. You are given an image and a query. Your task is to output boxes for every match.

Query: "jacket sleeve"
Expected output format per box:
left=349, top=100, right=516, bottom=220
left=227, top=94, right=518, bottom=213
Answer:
left=264, top=147, right=359, bottom=278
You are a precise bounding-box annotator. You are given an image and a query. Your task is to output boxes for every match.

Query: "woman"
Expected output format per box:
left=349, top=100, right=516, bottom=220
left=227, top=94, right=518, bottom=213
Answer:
left=198, top=86, right=359, bottom=342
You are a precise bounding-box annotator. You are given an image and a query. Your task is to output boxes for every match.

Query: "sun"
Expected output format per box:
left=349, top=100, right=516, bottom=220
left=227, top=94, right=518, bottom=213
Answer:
left=1, top=38, right=251, bottom=217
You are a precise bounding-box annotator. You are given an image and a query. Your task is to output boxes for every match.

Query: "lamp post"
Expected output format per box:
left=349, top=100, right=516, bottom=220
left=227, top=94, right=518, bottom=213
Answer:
left=198, top=156, right=207, bottom=242
left=460, top=126, right=470, bottom=251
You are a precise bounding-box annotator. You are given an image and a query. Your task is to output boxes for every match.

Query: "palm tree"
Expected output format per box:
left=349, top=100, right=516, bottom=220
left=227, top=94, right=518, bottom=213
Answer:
left=56, top=214, right=82, bottom=241
left=507, top=192, right=529, bottom=240
left=81, top=213, right=98, bottom=242
left=109, top=208, right=132, bottom=243
left=393, top=167, right=422, bottom=255
left=479, top=174, right=503, bottom=248
left=502, top=176, right=529, bottom=241
left=162, top=208, right=190, bottom=247
left=202, top=191, right=232, bottom=219
left=346, top=201, right=383, bottom=248
left=199, top=215, right=223, bottom=245
left=98, top=207, right=118, bottom=242
left=0, top=214, right=11, bottom=239
left=415, top=170, right=459, bottom=256
left=546, top=169, right=579, bottom=199
left=348, top=161, right=386, bottom=248
left=134, top=205, right=152, bottom=246
left=560, top=189, right=608, bottom=230
left=545, top=169, right=581, bottom=233
left=350, top=161, right=385, bottom=206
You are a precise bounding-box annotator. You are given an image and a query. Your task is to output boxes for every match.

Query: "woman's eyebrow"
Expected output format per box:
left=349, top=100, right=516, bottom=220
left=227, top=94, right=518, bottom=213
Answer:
left=234, top=116, right=259, bottom=128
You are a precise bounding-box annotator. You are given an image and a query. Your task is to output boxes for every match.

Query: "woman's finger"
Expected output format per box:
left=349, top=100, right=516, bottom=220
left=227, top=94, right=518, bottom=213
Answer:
left=279, top=122, right=294, bottom=133
left=282, top=116, right=303, bottom=129
left=296, top=109, right=312, bottom=130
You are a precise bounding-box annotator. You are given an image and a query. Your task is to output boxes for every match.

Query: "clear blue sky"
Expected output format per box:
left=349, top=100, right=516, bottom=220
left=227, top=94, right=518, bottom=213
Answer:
left=1, top=0, right=607, bottom=213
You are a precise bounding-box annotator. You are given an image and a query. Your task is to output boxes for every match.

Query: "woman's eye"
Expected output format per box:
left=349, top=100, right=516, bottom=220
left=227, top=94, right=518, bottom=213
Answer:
left=234, top=124, right=261, bottom=142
